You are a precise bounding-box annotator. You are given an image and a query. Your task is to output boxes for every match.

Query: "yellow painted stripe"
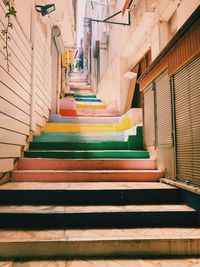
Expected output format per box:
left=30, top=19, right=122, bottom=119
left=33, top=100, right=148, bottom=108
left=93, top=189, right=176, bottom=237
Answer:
left=76, top=103, right=107, bottom=109
left=43, top=118, right=132, bottom=133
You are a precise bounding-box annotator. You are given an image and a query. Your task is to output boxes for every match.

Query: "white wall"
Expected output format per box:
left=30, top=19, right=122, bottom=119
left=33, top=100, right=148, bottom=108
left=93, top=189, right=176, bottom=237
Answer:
left=31, top=13, right=52, bottom=131
left=93, top=0, right=199, bottom=114
left=0, top=2, right=32, bottom=173
left=0, top=2, right=53, bottom=176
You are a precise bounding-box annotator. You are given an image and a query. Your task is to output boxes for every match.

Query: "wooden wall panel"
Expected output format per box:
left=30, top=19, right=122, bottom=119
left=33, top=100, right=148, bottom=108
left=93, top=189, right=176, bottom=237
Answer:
left=0, top=3, right=32, bottom=173
left=0, top=129, right=26, bottom=146
left=31, top=21, right=52, bottom=130
left=0, top=159, right=14, bottom=173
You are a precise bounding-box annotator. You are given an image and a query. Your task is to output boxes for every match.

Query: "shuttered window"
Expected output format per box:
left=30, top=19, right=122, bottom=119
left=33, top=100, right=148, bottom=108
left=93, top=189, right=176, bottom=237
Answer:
left=155, top=70, right=173, bottom=147
left=174, top=55, right=200, bottom=185
left=143, top=83, right=155, bottom=147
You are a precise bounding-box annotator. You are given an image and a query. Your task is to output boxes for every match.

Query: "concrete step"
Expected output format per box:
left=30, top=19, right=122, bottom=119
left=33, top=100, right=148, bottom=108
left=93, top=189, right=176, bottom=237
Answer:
left=0, top=182, right=182, bottom=205
left=74, top=98, right=102, bottom=102
left=42, top=118, right=132, bottom=133
left=76, top=108, right=118, bottom=117
left=33, top=132, right=125, bottom=142
left=23, top=150, right=150, bottom=159
left=11, top=170, right=163, bottom=182
left=74, top=94, right=96, bottom=98
left=29, top=141, right=141, bottom=150
left=0, top=228, right=199, bottom=259
left=48, top=114, right=121, bottom=123
left=2, top=259, right=200, bottom=266
left=0, top=204, right=197, bottom=229
left=17, top=158, right=156, bottom=170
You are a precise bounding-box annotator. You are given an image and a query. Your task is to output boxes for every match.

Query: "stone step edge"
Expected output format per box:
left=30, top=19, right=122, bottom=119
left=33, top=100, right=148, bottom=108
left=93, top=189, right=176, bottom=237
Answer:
left=0, top=237, right=199, bottom=259
left=12, top=170, right=163, bottom=173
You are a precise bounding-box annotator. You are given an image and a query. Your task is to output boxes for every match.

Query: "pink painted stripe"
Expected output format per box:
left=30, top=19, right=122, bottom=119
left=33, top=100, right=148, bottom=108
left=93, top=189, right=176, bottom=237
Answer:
left=12, top=170, right=163, bottom=182
left=69, top=79, right=88, bottom=83
left=18, top=159, right=156, bottom=170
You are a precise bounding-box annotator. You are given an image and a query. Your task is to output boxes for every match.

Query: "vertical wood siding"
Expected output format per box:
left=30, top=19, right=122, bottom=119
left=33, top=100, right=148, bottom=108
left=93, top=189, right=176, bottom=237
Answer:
left=0, top=3, right=32, bottom=173
left=0, top=3, right=52, bottom=173
left=31, top=22, right=51, bottom=131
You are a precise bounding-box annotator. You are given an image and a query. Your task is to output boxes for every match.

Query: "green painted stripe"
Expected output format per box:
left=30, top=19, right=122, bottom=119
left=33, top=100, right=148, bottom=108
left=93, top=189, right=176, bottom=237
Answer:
left=73, top=94, right=96, bottom=98
left=128, top=127, right=143, bottom=150
left=24, top=150, right=149, bottom=159
left=33, top=132, right=125, bottom=142
left=30, top=141, right=128, bottom=150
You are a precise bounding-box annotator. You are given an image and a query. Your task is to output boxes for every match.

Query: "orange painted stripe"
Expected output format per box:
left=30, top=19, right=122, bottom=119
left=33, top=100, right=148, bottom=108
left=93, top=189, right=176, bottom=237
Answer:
left=60, top=109, right=77, bottom=116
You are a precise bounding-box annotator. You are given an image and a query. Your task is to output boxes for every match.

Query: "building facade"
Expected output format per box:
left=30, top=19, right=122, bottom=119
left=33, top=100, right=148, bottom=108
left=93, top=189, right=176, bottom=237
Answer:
left=86, top=0, right=200, bottom=186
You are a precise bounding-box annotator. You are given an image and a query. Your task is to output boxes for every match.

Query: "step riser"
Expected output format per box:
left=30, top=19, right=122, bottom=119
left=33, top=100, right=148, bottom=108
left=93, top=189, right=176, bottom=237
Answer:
left=0, top=239, right=199, bottom=259
left=48, top=117, right=120, bottom=123
left=0, top=212, right=197, bottom=229
left=29, top=142, right=128, bottom=150
left=74, top=98, right=101, bottom=102
left=0, top=189, right=182, bottom=205
left=29, top=142, right=143, bottom=150
left=33, top=132, right=125, bottom=142
left=18, top=159, right=156, bottom=170
left=12, top=172, right=163, bottom=182
left=24, top=151, right=149, bottom=159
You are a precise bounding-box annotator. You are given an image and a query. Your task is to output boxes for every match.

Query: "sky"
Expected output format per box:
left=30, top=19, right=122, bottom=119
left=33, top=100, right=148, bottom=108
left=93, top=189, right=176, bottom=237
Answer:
left=76, top=0, right=87, bottom=48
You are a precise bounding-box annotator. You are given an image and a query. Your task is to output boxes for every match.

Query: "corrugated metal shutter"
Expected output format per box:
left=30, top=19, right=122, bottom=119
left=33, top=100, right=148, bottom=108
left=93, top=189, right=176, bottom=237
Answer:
left=174, top=55, right=200, bottom=185
left=155, top=70, right=173, bottom=147
left=143, top=83, right=155, bottom=147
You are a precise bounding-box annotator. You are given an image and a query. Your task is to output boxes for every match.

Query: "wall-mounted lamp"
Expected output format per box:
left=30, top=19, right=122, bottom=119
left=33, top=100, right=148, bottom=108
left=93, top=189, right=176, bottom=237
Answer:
left=35, top=4, right=56, bottom=16
left=123, top=71, right=137, bottom=79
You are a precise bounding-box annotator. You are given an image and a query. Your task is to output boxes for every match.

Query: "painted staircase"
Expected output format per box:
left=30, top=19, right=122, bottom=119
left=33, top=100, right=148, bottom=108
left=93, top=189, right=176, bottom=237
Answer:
left=0, top=72, right=199, bottom=260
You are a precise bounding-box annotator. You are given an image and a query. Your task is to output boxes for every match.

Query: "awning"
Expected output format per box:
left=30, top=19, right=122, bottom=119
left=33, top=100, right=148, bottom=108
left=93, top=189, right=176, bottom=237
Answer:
left=122, top=0, right=133, bottom=16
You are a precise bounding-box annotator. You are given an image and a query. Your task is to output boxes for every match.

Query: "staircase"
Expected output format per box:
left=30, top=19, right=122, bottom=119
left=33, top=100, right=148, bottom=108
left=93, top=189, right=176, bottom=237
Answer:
left=0, top=73, right=199, bottom=261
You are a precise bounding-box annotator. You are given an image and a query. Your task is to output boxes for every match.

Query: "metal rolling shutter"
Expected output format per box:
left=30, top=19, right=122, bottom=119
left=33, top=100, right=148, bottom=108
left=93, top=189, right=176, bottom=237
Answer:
left=174, top=56, right=200, bottom=185
left=143, top=83, right=155, bottom=147
left=155, top=70, right=172, bottom=147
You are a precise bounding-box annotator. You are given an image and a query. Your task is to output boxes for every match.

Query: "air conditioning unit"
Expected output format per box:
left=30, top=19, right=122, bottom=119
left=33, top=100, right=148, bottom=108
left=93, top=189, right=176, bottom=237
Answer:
left=93, top=40, right=100, bottom=58
left=52, top=26, right=64, bottom=53
left=100, top=32, right=109, bottom=50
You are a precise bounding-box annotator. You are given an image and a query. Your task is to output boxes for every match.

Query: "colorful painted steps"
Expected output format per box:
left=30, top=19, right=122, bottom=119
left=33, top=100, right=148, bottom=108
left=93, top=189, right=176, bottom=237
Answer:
left=75, top=108, right=118, bottom=117
left=60, top=98, right=76, bottom=110
left=33, top=132, right=125, bottom=142
left=69, top=79, right=88, bottom=83
left=17, top=159, right=156, bottom=170
left=74, top=94, right=96, bottom=98
left=74, top=98, right=101, bottom=102
left=31, top=127, right=143, bottom=150
left=24, top=150, right=149, bottom=159
left=60, top=109, right=77, bottom=116
left=12, top=169, right=163, bottom=182
left=42, top=118, right=132, bottom=133
left=76, top=103, right=107, bottom=109
left=29, top=140, right=143, bottom=151
left=48, top=114, right=120, bottom=123
left=70, top=88, right=92, bottom=92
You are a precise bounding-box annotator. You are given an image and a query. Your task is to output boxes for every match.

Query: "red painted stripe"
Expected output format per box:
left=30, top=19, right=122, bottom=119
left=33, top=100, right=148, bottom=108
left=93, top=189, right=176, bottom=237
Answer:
left=18, top=159, right=156, bottom=171
left=60, top=109, right=77, bottom=116
left=69, top=79, right=88, bottom=83
left=12, top=170, right=163, bottom=182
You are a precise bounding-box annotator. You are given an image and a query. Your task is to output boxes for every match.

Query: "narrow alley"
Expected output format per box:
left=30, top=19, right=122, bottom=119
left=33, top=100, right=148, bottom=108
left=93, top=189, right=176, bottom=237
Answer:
left=0, top=0, right=200, bottom=266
